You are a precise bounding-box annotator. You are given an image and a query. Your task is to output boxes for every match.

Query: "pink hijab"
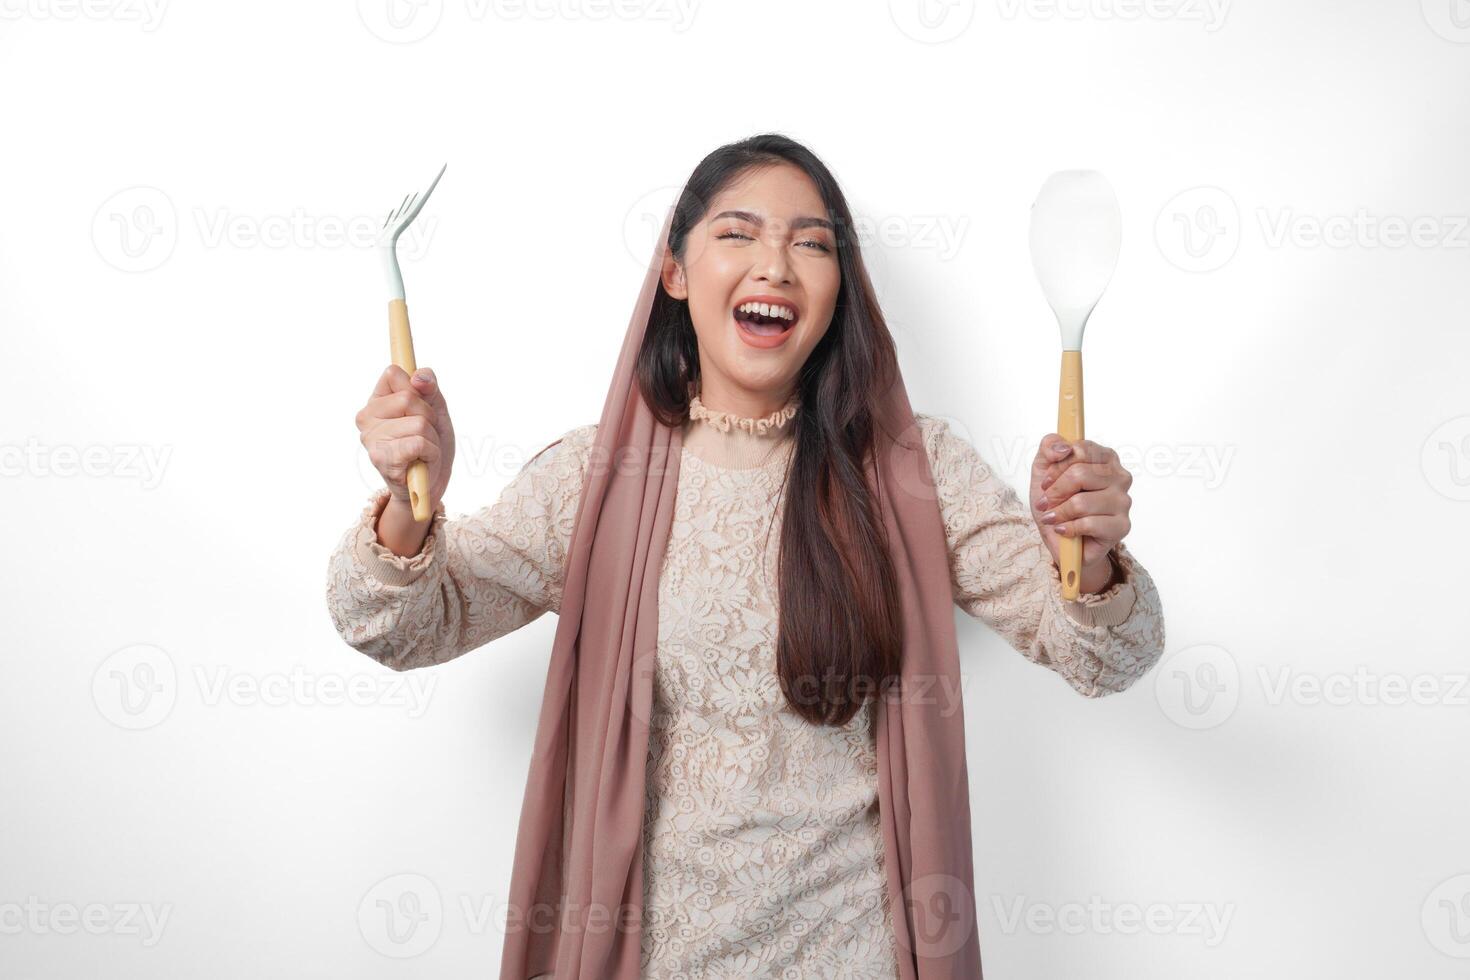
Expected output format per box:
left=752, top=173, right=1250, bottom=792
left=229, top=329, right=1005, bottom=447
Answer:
left=498, top=184, right=983, bottom=979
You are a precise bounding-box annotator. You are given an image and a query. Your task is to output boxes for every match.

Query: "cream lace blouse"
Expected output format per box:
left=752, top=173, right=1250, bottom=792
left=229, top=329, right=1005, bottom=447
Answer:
left=325, top=391, right=1166, bottom=978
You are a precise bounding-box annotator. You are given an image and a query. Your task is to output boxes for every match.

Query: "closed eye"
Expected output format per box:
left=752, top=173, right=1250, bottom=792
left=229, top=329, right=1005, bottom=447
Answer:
left=717, top=230, right=832, bottom=253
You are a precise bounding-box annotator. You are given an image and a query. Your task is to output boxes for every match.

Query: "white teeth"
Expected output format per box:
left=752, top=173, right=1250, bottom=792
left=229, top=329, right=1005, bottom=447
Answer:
left=737, top=301, right=795, bottom=321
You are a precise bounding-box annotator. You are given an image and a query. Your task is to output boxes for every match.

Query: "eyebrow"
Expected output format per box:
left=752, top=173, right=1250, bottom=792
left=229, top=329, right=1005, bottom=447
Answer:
left=711, top=209, right=833, bottom=233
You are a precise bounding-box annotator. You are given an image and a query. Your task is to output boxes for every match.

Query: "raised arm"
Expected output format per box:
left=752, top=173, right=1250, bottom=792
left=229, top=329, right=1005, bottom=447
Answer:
left=325, top=423, right=598, bottom=671
left=914, top=413, right=1165, bottom=698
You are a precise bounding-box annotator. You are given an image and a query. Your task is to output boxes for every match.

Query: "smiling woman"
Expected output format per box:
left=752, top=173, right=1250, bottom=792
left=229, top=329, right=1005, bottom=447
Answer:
left=640, top=154, right=897, bottom=729
left=327, top=132, right=1166, bottom=979
left=650, top=170, right=838, bottom=406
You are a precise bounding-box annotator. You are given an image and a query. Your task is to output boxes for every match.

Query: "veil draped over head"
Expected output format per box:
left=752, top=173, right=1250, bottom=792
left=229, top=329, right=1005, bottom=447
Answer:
left=498, top=180, right=984, bottom=979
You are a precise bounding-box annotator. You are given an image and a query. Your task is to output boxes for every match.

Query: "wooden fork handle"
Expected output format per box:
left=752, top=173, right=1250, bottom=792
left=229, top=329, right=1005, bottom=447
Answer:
left=388, top=298, right=432, bottom=523
left=1057, top=349, right=1085, bottom=600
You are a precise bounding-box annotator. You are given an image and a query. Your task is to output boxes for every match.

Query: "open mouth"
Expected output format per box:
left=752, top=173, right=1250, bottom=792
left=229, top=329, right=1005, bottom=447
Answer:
left=732, top=299, right=799, bottom=337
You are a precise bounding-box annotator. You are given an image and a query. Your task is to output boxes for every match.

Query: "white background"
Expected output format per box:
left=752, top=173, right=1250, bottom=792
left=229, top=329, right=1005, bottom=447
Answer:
left=3, top=0, right=1468, bottom=976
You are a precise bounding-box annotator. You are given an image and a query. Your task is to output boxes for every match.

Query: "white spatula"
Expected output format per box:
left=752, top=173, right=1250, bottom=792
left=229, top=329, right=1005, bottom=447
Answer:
left=1028, top=170, right=1122, bottom=600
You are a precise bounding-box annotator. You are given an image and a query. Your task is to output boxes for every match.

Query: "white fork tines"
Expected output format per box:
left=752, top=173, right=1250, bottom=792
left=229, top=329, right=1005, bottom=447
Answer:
left=378, top=161, right=447, bottom=302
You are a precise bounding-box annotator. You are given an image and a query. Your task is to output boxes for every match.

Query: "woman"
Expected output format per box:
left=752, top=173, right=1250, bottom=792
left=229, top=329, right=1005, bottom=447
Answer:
left=326, top=133, right=1165, bottom=979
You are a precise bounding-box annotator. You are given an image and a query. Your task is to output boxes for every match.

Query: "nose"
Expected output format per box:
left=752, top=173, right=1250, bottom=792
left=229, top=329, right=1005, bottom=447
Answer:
left=752, top=238, right=793, bottom=285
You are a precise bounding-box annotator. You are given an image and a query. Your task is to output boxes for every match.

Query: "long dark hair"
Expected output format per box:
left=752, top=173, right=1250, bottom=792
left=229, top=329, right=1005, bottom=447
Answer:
left=636, top=133, right=904, bottom=728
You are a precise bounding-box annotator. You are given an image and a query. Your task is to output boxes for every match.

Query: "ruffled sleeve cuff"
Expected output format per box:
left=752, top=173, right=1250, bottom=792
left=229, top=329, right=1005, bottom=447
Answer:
left=1049, top=540, right=1140, bottom=628
left=351, top=488, right=449, bottom=588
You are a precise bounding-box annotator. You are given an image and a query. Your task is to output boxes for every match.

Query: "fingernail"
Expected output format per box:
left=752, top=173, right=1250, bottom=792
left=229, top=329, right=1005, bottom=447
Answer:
left=1037, top=495, right=1050, bottom=509
left=1055, top=444, right=1072, bottom=457
left=414, top=370, right=432, bottom=383
left=1041, top=510, right=1057, bottom=524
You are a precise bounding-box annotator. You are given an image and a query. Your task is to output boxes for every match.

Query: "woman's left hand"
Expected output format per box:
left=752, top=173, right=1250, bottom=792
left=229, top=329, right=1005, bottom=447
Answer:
left=1029, top=435, right=1133, bottom=595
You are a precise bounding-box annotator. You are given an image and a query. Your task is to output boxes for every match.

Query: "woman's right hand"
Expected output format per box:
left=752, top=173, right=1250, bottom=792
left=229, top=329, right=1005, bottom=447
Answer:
left=357, top=364, right=456, bottom=514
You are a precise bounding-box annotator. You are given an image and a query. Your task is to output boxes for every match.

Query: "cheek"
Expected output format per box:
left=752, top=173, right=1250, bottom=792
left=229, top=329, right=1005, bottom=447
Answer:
left=805, top=275, right=840, bottom=336
left=686, top=299, right=734, bottom=353
left=687, top=262, right=743, bottom=320
left=808, top=268, right=840, bottom=316
left=799, top=319, right=832, bottom=356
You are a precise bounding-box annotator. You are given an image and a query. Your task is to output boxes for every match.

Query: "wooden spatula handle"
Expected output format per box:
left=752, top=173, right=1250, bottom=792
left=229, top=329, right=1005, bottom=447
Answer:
left=1057, top=349, right=1085, bottom=600
left=388, top=298, right=432, bottom=523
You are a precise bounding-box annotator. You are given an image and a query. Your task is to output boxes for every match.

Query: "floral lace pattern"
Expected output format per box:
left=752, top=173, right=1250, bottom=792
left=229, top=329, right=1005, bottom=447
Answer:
left=638, top=444, right=898, bottom=978
left=913, top=415, right=1167, bottom=696
left=325, top=412, right=1166, bottom=977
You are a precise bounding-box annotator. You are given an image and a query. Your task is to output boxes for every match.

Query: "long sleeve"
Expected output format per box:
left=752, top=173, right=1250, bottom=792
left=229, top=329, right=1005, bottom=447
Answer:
left=324, top=422, right=598, bottom=671
left=914, top=413, right=1166, bottom=698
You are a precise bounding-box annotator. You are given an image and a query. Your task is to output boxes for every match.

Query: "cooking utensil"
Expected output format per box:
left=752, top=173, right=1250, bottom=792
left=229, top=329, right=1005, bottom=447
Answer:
left=1028, top=169, right=1122, bottom=599
left=376, top=161, right=447, bottom=522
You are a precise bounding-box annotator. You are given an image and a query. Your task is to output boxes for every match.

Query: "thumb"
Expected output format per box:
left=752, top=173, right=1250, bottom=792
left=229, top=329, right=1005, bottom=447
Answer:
left=411, top=367, right=442, bottom=402
left=1032, top=433, right=1072, bottom=480
left=411, top=368, right=450, bottom=429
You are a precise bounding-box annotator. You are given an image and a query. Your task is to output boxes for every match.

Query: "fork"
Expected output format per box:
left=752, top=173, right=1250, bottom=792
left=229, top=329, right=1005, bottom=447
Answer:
left=377, top=161, right=447, bottom=522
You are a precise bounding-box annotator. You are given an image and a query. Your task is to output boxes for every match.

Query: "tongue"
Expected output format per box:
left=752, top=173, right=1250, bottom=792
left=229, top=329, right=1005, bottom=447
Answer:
left=737, top=310, right=791, bottom=335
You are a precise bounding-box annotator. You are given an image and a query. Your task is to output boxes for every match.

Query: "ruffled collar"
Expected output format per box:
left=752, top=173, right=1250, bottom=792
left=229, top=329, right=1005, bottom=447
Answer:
left=687, top=387, right=800, bottom=436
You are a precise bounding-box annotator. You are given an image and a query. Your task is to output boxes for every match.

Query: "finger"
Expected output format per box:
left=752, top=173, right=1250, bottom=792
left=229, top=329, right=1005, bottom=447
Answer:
left=367, top=387, right=437, bottom=424
left=409, top=366, right=450, bottom=418
left=375, top=364, right=413, bottom=397
left=358, top=366, right=409, bottom=430
left=363, top=414, right=440, bottom=447
left=1052, top=513, right=1128, bottom=546
left=366, top=433, right=443, bottom=474
left=1070, top=439, right=1117, bottom=465
left=1037, top=487, right=1129, bottom=524
left=1032, top=434, right=1074, bottom=478
left=1037, top=462, right=1116, bottom=507
left=1040, top=439, right=1118, bottom=489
